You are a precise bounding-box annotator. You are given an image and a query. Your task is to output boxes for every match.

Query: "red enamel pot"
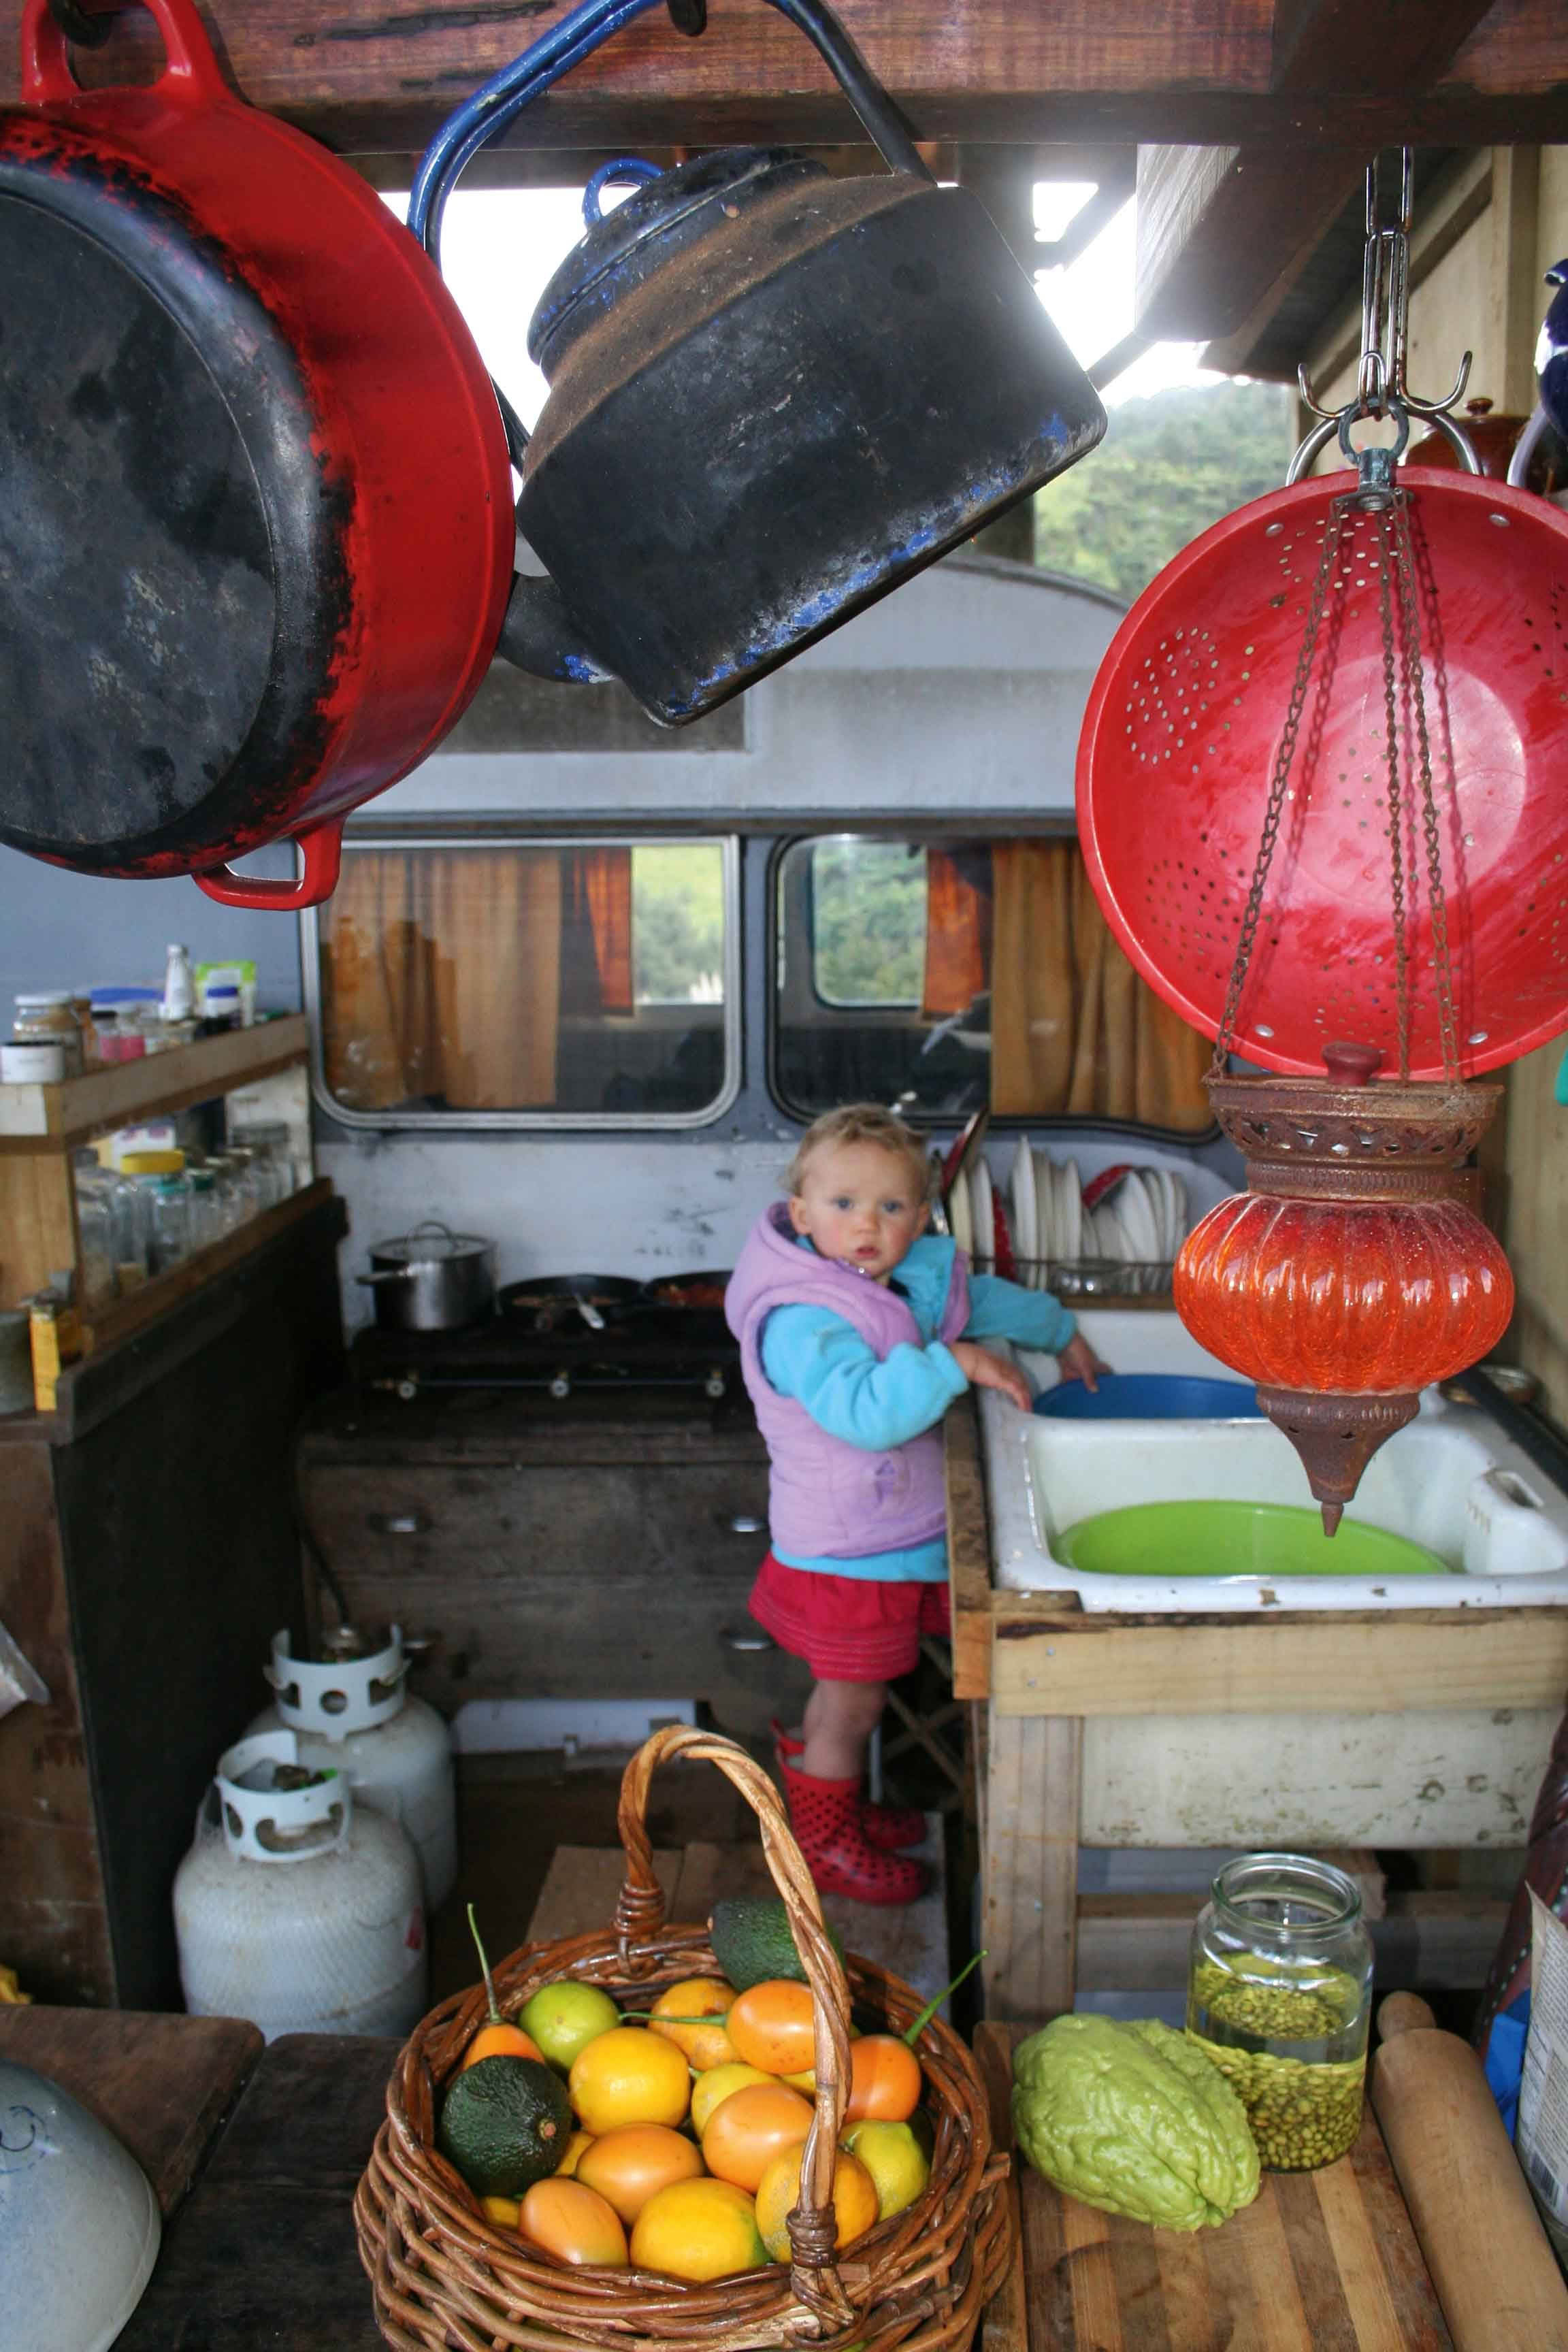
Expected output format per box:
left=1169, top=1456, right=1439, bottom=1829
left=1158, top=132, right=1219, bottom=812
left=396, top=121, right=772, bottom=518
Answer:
left=0, top=0, right=514, bottom=909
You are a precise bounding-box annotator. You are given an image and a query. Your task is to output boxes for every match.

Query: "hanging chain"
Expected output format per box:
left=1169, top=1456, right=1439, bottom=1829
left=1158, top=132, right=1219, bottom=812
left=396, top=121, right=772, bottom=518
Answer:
left=1392, top=493, right=1462, bottom=1080
left=1210, top=497, right=1350, bottom=1073
left=1373, top=502, right=1413, bottom=1077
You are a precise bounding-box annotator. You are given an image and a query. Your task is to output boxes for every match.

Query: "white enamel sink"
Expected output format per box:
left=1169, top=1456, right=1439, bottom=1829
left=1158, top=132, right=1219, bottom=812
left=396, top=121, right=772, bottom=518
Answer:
left=980, top=1314, right=1568, bottom=1612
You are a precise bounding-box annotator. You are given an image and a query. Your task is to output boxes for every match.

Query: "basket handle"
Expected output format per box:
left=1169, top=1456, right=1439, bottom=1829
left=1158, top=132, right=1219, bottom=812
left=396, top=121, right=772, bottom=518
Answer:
left=615, top=1725, right=856, bottom=2326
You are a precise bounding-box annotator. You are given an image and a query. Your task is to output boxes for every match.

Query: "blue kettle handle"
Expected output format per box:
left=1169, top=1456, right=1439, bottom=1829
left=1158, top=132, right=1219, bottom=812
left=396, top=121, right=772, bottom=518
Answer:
left=409, top=0, right=932, bottom=267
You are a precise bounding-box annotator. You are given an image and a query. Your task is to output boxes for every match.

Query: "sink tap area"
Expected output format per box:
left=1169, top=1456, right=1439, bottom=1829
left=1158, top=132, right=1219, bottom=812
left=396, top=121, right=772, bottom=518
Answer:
left=983, top=1315, right=1568, bottom=1612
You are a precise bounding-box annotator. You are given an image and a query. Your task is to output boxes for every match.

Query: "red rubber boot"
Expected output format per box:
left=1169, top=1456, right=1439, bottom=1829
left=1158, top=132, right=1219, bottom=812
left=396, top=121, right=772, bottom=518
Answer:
left=771, top=1720, right=926, bottom=1852
left=776, top=1752, right=928, bottom=1905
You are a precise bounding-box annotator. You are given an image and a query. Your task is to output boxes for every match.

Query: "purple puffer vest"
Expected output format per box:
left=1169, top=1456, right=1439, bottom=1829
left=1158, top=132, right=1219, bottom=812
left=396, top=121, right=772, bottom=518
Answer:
left=725, top=1203, right=970, bottom=1561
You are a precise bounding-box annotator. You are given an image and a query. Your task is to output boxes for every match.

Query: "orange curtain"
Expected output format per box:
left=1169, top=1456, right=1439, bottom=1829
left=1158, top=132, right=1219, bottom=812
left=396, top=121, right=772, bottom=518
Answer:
left=921, top=849, right=989, bottom=1017
left=567, top=847, right=634, bottom=1015
left=988, top=840, right=1211, bottom=1128
left=321, top=850, right=564, bottom=1110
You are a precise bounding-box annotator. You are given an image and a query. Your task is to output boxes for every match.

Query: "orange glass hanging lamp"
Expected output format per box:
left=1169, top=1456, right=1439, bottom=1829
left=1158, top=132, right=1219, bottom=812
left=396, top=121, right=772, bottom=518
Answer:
left=1081, top=156, right=1533, bottom=1533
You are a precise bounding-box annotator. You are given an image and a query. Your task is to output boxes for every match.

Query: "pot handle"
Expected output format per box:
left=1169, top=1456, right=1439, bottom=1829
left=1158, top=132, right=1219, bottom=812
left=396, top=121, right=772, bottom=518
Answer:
left=24, top=0, right=231, bottom=108
left=410, top=0, right=930, bottom=268
left=192, top=816, right=345, bottom=911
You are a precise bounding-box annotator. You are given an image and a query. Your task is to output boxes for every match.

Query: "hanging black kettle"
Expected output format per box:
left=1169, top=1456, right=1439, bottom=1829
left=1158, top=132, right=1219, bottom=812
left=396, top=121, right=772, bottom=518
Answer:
left=415, top=0, right=1108, bottom=726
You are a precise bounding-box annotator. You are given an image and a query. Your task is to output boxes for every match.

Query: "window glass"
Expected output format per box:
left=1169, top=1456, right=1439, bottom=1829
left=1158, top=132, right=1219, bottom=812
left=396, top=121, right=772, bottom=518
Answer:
left=774, top=834, right=1212, bottom=1133
left=314, top=839, right=733, bottom=1124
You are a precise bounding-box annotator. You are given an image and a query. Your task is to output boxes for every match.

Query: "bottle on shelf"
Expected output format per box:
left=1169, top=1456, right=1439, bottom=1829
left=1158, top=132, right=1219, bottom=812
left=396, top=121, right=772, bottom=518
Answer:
left=162, top=944, right=196, bottom=1023
left=13, top=992, right=85, bottom=1078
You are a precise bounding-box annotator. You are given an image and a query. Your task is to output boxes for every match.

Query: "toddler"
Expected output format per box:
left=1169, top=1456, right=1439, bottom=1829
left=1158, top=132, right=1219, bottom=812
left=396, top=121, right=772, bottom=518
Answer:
left=725, top=1104, right=1103, bottom=1903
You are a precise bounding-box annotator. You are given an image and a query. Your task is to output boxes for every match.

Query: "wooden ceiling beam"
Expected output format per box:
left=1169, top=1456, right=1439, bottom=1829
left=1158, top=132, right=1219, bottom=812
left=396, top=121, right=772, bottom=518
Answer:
left=0, top=1, right=1565, bottom=161
left=1133, top=0, right=1503, bottom=342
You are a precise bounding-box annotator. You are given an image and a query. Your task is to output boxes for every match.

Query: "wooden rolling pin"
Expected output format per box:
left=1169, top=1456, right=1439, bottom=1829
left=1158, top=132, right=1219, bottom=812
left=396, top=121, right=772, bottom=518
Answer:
left=1371, top=1991, right=1568, bottom=2351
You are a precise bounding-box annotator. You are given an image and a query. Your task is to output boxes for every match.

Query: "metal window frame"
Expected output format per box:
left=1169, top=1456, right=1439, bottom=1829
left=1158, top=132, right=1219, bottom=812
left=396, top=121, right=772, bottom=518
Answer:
left=300, top=830, right=742, bottom=1132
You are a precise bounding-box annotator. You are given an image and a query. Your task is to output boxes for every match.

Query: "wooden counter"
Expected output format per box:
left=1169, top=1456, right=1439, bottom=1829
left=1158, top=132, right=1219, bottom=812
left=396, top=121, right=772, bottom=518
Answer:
left=0, top=1194, right=347, bottom=2006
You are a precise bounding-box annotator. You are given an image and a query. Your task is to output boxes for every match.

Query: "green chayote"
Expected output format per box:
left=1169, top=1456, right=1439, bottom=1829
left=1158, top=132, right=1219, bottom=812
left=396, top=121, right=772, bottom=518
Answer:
left=1011, top=2014, right=1261, bottom=2232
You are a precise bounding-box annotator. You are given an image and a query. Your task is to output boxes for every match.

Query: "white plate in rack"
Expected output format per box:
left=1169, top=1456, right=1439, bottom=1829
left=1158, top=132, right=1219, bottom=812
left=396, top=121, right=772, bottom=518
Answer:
left=1010, top=1138, right=1038, bottom=1283
left=970, top=1157, right=994, bottom=1271
left=1120, top=1169, right=1162, bottom=1264
left=949, top=1165, right=975, bottom=1256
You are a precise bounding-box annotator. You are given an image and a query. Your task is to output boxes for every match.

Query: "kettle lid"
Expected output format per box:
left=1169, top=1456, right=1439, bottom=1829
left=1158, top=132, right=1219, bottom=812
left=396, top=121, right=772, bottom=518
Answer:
left=529, top=148, right=828, bottom=376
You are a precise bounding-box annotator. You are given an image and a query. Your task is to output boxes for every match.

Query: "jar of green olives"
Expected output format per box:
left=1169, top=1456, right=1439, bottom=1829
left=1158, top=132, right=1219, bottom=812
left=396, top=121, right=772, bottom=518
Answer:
left=1186, top=1853, right=1373, bottom=2173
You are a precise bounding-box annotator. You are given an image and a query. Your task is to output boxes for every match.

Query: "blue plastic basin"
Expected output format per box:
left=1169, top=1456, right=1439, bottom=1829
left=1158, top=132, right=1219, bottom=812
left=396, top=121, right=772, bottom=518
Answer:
left=1033, top=1372, right=1262, bottom=1420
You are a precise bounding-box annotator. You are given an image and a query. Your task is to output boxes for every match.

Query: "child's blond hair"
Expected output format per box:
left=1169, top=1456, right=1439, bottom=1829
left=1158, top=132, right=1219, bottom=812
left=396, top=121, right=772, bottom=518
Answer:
left=786, top=1105, right=932, bottom=1200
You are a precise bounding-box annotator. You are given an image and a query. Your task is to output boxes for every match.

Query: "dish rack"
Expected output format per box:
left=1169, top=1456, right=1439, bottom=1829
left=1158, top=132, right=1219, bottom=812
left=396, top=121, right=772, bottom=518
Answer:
left=972, top=1254, right=1175, bottom=1298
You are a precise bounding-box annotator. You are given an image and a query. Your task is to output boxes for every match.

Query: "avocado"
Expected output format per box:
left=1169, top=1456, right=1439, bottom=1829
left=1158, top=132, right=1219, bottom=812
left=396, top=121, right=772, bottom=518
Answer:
left=708, top=1896, right=846, bottom=1992
left=437, top=2053, right=572, bottom=2198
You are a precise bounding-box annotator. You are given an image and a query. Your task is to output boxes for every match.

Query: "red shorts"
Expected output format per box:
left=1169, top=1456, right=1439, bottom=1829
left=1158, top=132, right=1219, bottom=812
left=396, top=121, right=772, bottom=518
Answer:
left=749, top=1551, right=951, bottom=1682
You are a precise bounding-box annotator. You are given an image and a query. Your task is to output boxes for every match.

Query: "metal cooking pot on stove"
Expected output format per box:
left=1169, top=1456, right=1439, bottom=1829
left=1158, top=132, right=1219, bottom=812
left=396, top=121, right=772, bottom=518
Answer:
left=0, top=0, right=1103, bottom=910
left=358, top=1224, right=496, bottom=1333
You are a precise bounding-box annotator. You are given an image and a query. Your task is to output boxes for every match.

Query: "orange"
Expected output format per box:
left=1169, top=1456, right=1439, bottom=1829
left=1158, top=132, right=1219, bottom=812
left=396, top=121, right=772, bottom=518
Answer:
left=754, top=2144, right=878, bottom=2262
left=648, top=1977, right=739, bottom=2071
left=843, top=2036, right=922, bottom=2125
left=518, top=2176, right=629, bottom=2268
left=569, top=2026, right=691, bottom=2135
left=557, top=2129, right=595, bottom=2178
left=700, top=2080, right=814, bottom=2193
left=462, top=2021, right=546, bottom=2072
left=575, top=2123, right=705, bottom=2224
left=630, top=2176, right=769, bottom=2283
left=727, top=1980, right=817, bottom=2077
left=690, top=2061, right=773, bottom=2138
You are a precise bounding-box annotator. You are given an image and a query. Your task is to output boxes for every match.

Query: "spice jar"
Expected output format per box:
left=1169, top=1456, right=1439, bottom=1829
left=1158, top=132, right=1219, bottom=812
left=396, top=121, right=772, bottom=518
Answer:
left=13, top=992, right=84, bottom=1077
left=1186, top=1852, right=1373, bottom=2172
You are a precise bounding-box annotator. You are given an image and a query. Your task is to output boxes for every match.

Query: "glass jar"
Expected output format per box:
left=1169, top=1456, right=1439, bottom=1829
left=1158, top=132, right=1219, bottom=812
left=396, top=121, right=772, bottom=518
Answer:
left=188, top=1166, right=221, bottom=1250
left=120, top=1151, right=191, bottom=1275
left=14, top=992, right=84, bottom=1077
left=231, top=1123, right=297, bottom=1200
left=69, top=994, right=99, bottom=1064
left=72, top=1173, right=117, bottom=1305
left=221, top=1147, right=265, bottom=1222
left=1186, top=1852, right=1373, bottom=2173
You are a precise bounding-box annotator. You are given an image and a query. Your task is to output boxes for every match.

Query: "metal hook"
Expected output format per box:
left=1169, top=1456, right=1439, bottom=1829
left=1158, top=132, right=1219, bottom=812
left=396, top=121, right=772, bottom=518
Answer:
left=1291, top=148, right=1478, bottom=479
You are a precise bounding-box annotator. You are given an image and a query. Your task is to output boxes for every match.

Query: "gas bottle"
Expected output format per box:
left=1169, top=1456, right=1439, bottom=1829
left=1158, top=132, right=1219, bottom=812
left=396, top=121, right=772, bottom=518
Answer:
left=174, top=1731, right=427, bottom=2042
left=246, top=1626, right=457, bottom=1910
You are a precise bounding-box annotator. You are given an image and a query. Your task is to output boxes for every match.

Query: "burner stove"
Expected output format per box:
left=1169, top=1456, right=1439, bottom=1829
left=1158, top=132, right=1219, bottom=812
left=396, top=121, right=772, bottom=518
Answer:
left=350, top=1304, right=740, bottom=1406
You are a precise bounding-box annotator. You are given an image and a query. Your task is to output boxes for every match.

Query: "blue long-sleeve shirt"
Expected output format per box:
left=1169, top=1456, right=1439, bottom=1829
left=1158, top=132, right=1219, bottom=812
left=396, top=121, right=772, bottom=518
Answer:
left=759, top=1236, right=1076, bottom=1582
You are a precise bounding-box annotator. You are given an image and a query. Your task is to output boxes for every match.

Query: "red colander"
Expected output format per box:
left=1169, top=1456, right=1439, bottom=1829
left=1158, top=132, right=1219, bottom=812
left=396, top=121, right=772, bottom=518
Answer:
left=1076, top=466, right=1568, bottom=1079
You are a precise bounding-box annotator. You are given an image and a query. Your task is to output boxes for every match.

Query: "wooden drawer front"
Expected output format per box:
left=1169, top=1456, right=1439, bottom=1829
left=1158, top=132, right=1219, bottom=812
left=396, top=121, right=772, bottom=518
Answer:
left=299, top=1462, right=799, bottom=1733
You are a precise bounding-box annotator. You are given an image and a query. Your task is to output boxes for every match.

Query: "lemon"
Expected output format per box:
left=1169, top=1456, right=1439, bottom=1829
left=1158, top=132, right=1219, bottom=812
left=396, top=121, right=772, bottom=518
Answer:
left=557, top=2128, right=595, bottom=2178
left=690, top=2061, right=773, bottom=2138
left=630, top=2176, right=769, bottom=2282
left=569, top=2025, right=691, bottom=2134
left=648, top=1977, right=739, bottom=2070
left=754, top=2145, right=877, bottom=2262
left=840, top=2119, right=930, bottom=2220
left=481, top=2194, right=520, bottom=2229
left=520, top=1980, right=622, bottom=2073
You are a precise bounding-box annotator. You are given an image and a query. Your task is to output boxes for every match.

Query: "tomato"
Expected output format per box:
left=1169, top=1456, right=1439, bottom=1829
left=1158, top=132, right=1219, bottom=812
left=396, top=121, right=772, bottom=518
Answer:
left=518, top=2176, right=628, bottom=2267
left=461, top=2021, right=546, bottom=2071
left=727, top=1980, right=817, bottom=2077
left=843, top=2035, right=922, bottom=2126
left=574, top=2124, right=705, bottom=2224
left=700, top=2081, right=814, bottom=2193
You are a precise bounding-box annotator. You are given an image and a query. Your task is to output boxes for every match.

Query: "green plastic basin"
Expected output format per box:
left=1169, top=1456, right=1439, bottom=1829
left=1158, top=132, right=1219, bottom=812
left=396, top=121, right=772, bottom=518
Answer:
left=1053, top=1499, right=1453, bottom=1579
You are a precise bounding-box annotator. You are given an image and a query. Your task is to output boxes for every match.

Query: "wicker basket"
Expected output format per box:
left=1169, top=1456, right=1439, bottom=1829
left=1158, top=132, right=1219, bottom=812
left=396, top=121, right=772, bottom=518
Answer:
left=355, top=1725, right=1012, bottom=2352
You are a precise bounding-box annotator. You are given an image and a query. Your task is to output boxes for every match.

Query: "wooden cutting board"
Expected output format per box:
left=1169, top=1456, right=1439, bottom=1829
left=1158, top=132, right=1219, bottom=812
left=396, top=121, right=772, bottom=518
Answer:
left=975, top=2021, right=1453, bottom=2351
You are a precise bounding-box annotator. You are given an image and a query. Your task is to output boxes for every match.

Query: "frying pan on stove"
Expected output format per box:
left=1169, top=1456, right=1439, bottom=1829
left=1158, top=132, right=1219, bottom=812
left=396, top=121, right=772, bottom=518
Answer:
left=500, top=1277, right=647, bottom=1335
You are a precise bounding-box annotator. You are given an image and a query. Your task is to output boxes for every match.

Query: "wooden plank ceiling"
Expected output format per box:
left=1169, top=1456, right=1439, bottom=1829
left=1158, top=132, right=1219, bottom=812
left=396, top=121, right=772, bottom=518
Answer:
left=1, top=0, right=1565, bottom=354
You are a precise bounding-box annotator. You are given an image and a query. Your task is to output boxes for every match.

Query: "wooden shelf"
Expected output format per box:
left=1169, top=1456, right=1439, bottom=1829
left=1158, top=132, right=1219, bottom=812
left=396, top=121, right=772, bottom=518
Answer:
left=78, top=1180, right=336, bottom=1355
left=0, top=1015, right=311, bottom=1147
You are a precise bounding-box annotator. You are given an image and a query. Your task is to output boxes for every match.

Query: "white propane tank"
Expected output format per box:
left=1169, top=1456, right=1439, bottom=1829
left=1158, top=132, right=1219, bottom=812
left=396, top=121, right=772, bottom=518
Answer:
left=174, top=1730, right=428, bottom=2042
left=246, top=1626, right=457, bottom=1910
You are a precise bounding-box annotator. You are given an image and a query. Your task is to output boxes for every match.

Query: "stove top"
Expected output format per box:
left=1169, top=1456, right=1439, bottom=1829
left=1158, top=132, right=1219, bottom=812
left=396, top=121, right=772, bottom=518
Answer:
left=350, top=1305, right=740, bottom=1406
